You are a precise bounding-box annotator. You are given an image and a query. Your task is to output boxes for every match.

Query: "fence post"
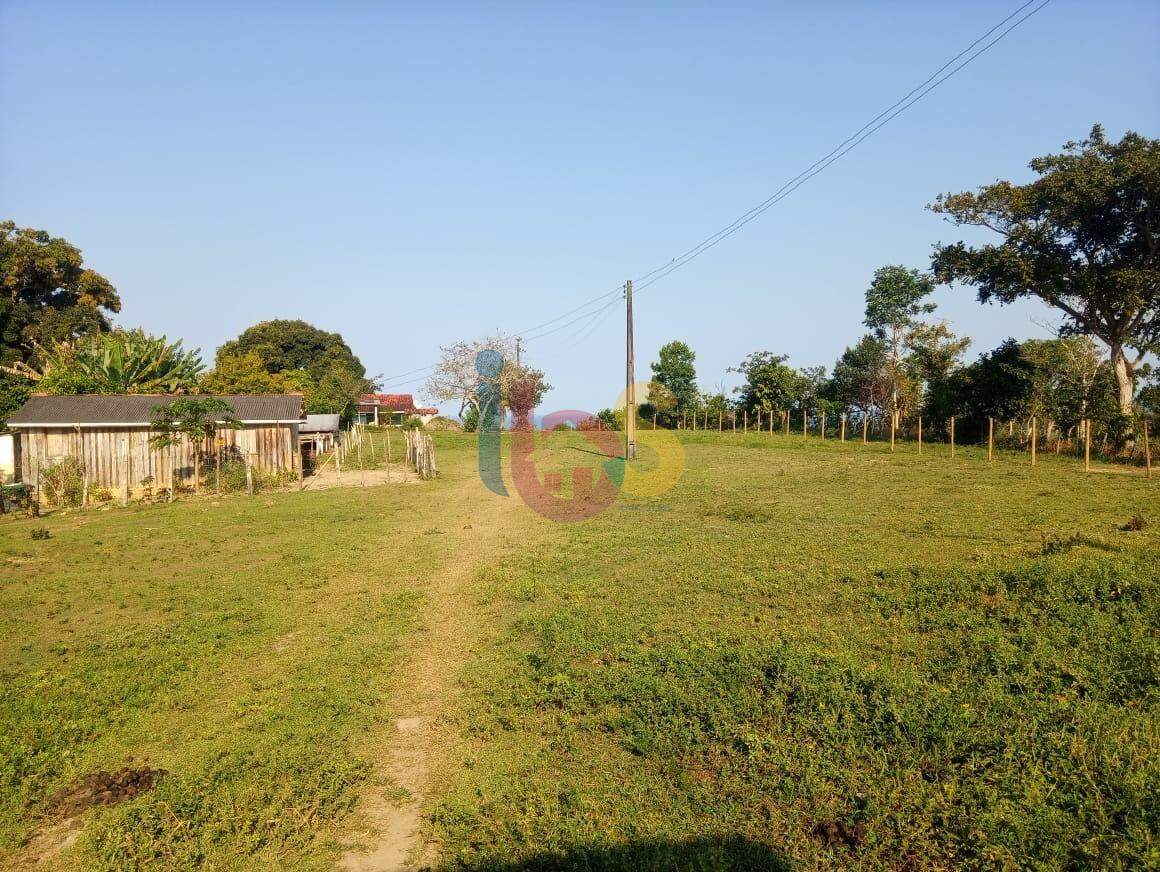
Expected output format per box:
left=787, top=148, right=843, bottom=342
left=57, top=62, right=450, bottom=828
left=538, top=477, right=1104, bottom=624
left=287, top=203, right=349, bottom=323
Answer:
left=988, top=417, right=994, bottom=464
left=744, top=410, right=748, bottom=433
left=121, top=445, right=129, bottom=507
left=840, top=413, right=846, bottom=443
left=1144, top=420, right=1152, bottom=479
left=890, top=411, right=896, bottom=452
left=1030, top=416, right=1037, bottom=467
left=917, top=416, right=923, bottom=455
left=246, top=455, right=254, bottom=496
left=949, top=416, right=956, bottom=459
left=802, top=408, right=807, bottom=439
left=783, top=410, right=789, bottom=437
left=1084, top=419, right=1091, bottom=472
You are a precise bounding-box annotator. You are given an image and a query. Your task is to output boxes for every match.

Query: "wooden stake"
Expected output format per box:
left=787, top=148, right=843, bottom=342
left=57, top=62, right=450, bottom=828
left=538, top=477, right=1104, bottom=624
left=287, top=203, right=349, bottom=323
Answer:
left=744, top=410, right=748, bottom=433
left=121, top=444, right=129, bottom=507
left=245, top=456, right=254, bottom=495
left=802, top=407, right=807, bottom=439
left=862, top=416, right=868, bottom=444
left=1030, top=416, right=1037, bottom=467
left=653, top=413, right=657, bottom=430
left=949, top=416, right=956, bottom=459
left=988, top=417, right=994, bottom=464
left=889, top=411, right=896, bottom=452
left=1084, top=419, right=1091, bottom=472
left=719, top=410, right=723, bottom=431
left=784, top=410, right=789, bottom=437
left=732, top=412, right=736, bottom=433
left=1144, top=419, right=1152, bottom=479
left=820, top=411, right=826, bottom=440
left=917, top=416, right=922, bottom=455
left=840, top=413, right=846, bottom=443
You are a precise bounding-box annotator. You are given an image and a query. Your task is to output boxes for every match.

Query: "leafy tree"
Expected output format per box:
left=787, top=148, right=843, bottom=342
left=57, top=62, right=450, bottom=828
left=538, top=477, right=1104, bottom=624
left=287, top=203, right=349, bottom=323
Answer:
left=4, top=329, right=203, bottom=394
left=930, top=125, right=1159, bottom=418
left=700, top=391, right=732, bottom=427
left=638, top=380, right=677, bottom=424
left=829, top=336, right=891, bottom=420
left=216, top=319, right=365, bottom=380
left=150, top=397, right=242, bottom=495
left=1, top=221, right=121, bottom=419
left=304, top=363, right=373, bottom=424
left=650, top=341, right=698, bottom=421
left=863, top=265, right=936, bottom=417
left=200, top=352, right=303, bottom=394
left=595, top=408, right=621, bottom=430
left=730, top=351, right=801, bottom=415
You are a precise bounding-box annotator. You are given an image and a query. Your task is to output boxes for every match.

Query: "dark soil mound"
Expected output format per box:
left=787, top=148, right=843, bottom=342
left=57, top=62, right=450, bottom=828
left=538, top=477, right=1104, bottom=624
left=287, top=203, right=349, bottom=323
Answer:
left=46, top=766, right=167, bottom=817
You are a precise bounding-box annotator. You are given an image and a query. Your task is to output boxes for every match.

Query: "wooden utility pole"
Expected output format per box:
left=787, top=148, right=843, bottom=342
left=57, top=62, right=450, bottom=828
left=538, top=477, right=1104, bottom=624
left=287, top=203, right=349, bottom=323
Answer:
left=515, top=336, right=523, bottom=366
left=625, top=280, right=636, bottom=460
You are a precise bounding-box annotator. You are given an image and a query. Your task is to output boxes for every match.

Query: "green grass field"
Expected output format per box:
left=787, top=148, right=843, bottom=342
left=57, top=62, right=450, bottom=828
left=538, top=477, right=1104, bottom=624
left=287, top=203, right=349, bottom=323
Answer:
left=1, top=431, right=1156, bottom=870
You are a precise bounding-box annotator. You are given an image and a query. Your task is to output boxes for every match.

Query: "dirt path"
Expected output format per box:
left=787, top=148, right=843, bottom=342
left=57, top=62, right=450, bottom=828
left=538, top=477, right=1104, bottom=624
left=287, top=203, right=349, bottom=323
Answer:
left=339, top=473, right=530, bottom=871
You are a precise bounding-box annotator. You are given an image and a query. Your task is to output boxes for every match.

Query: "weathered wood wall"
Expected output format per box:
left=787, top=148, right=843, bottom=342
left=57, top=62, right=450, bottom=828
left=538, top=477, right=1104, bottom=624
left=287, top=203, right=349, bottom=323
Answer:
left=16, top=424, right=300, bottom=489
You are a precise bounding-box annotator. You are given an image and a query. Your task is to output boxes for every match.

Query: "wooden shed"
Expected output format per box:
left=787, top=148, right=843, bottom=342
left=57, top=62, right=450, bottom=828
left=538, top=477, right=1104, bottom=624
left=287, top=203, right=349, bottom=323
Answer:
left=7, top=394, right=304, bottom=492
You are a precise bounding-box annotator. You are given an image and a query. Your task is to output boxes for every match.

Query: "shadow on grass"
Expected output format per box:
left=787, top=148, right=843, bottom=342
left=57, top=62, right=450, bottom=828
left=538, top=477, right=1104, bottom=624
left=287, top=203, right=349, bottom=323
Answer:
left=447, top=834, right=792, bottom=871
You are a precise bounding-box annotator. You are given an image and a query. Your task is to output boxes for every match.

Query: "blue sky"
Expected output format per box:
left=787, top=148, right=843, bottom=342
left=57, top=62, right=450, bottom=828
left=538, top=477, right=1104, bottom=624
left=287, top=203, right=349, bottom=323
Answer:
left=2, top=1, right=1157, bottom=415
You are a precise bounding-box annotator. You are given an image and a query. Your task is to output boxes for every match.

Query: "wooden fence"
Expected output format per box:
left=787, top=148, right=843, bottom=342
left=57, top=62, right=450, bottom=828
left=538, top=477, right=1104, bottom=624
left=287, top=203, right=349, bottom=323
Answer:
left=657, top=410, right=1154, bottom=479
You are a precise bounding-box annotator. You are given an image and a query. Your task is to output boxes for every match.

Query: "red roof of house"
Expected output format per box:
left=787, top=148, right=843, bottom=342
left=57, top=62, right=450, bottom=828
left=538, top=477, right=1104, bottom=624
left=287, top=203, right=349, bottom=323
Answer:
left=358, top=393, right=418, bottom=412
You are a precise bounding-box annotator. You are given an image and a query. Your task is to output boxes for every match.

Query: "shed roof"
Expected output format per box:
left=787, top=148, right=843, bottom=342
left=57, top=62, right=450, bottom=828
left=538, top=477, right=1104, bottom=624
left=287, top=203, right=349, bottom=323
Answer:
left=300, top=413, right=340, bottom=433
left=7, top=394, right=303, bottom=427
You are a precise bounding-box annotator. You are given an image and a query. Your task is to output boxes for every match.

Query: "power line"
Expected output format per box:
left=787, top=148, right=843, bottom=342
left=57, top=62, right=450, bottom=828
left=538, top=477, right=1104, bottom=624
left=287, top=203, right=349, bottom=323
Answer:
left=634, top=0, right=1053, bottom=293
left=378, top=0, right=1053, bottom=395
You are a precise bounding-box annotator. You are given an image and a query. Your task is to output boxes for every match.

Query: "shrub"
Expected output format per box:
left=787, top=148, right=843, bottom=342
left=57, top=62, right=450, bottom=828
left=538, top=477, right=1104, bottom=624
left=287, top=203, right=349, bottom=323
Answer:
left=39, top=457, right=85, bottom=507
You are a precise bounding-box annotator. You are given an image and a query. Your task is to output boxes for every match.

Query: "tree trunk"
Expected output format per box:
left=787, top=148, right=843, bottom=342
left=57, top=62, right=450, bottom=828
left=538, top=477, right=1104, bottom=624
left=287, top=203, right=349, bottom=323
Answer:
left=194, top=446, right=201, bottom=494
left=1109, top=343, right=1135, bottom=415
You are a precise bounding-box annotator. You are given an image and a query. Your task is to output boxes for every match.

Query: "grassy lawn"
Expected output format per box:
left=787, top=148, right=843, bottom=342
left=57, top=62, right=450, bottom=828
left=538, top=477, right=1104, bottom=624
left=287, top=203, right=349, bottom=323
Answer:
left=1, top=431, right=1156, bottom=869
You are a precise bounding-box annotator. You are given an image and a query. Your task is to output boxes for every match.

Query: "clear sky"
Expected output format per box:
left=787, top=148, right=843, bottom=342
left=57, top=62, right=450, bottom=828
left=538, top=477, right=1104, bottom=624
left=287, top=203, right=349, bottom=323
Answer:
left=2, top=1, right=1157, bottom=416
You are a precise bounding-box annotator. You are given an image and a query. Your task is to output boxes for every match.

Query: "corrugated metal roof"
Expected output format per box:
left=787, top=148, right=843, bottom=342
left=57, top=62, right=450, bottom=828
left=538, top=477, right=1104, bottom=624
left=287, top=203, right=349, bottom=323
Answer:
left=7, top=394, right=303, bottom=426
left=300, top=413, right=340, bottom=432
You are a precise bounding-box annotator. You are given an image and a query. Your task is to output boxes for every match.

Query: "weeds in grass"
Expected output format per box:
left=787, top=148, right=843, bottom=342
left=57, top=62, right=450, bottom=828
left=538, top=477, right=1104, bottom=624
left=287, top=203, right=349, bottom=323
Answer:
left=1121, top=514, right=1147, bottom=532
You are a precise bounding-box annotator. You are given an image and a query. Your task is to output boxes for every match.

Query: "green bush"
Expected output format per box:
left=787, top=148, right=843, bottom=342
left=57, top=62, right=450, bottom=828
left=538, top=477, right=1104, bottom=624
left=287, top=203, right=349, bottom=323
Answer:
left=39, top=457, right=85, bottom=507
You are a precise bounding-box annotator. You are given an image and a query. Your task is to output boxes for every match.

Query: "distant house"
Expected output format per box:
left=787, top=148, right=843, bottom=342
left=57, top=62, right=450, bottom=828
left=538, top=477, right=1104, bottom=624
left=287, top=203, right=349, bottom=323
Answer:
left=7, top=394, right=304, bottom=493
left=299, top=413, right=340, bottom=456
left=354, top=394, right=439, bottom=426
